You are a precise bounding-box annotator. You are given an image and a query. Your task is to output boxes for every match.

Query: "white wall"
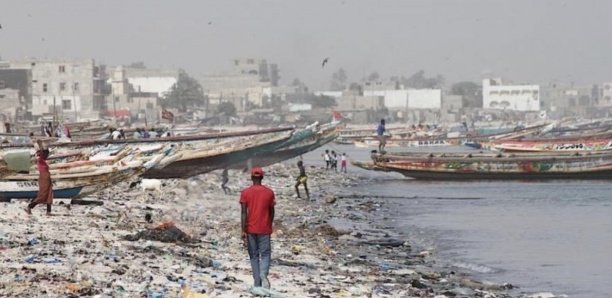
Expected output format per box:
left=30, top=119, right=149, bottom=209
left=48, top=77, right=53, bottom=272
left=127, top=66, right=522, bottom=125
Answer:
left=364, top=89, right=441, bottom=109
left=128, top=77, right=177, bottom=97
left=483, top=79, right=540, bottom=111
left=408, top=89, right=442, bottom=109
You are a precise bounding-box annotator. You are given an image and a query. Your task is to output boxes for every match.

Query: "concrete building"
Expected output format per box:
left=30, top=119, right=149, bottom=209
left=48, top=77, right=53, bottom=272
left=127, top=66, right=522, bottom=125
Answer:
left=124, top=67, right=178, bottom=98
left=0, top=68, right=32, bottom=120
left=540, top=83, right=595, bottom=117
left=364, top=89, right=442, bottom=110
left=1, top=58, right=104, bottom=121
left=441, top=94, right=463, bottom=122
left=200, top=59, right=280, bottom=111
left=601, top=82, right=612, bottom=107
left=482, top=78, right=540, bottom=112
left=0, top=88, right=20, bottom=122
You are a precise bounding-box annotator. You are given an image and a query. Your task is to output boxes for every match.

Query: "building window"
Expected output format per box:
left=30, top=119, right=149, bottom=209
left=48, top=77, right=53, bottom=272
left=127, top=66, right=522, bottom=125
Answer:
left=115, top=96, right=120, bottom=102
left=0, top=80, right=5, bottom=88
left=146, top=103, right=154, bottom=109
left=59, top=65, right=66, bottom=73
left=60, top=82, right=66, bottom=91
left=43, top=83, right=48, bottom=92
left=62, top=100, right=72, bottom=110
left=43, top=100, right=47, bottom=105
left=73, top=82, right=79, bottom=91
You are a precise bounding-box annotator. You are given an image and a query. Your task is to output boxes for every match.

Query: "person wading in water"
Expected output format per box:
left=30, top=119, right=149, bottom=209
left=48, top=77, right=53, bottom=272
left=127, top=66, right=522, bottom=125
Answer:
left=294, top=160, right=310, bottom=199
left=240, top=167, right=275, bottom=289
left=25, top=141, right=53, bottom=215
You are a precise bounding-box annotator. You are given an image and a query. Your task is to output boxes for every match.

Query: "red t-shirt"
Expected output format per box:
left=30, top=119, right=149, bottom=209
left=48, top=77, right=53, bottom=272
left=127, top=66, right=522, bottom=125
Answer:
left=37, top=156, right=49, bottom=173
left=240, top=185, right=275, bottom=234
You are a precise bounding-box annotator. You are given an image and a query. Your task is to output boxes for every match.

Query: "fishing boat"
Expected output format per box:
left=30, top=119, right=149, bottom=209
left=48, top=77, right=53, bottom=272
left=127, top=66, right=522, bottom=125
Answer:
left=352, top=151, right=612, bottom=180
left=354, top=137, right=452, bottom=148
left=143, top=129, right=294, bottom=179
left=228, top=121, right=341, bottom=170
left=491, top=138, right=612, bottom=153
left=0, top=160, right=147, bottom=199
left=0, top=127, right=294, bottom=149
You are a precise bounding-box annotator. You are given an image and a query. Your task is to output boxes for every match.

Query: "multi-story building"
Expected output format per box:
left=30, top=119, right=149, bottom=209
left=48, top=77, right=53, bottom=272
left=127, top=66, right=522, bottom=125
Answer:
left=540, top=83, right=595, bottom=117
left=200, top=59, right=279, bottom=111
left=0, top=68, right=32, bottom=120
left=1, top=58, right=104, bottom=121
left=600, top=82, right=612, bottom=107
left=482, top=78, right=540, bottom=112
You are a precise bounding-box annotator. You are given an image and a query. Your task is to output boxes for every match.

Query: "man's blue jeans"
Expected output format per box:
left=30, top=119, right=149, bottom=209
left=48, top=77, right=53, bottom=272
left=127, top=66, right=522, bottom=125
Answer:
left=246, top=234, right=271, bottom=287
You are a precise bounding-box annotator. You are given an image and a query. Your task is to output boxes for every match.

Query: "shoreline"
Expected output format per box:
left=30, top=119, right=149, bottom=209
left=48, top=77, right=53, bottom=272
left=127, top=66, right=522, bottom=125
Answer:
left=0, top=161, right=555, bottom=297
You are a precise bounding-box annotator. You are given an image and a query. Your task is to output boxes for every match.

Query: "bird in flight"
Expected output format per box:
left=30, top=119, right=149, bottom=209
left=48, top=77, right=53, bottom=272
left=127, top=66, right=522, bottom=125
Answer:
left=321, top=57, right=329, bottom=68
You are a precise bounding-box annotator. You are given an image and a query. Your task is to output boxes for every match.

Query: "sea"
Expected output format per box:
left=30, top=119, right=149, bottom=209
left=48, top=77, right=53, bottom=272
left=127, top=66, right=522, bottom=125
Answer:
left=301, top=144, right=612, bottom=298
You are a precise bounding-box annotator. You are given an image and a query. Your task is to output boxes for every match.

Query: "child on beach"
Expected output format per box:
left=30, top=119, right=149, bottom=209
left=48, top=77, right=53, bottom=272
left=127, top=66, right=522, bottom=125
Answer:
left=341, top=153, right=348, bottom=173
left=323, top=150, right=330, bottom=170
left=331, top=151, right=338, bottom=172
left=295, top=161, right=310, bottom=200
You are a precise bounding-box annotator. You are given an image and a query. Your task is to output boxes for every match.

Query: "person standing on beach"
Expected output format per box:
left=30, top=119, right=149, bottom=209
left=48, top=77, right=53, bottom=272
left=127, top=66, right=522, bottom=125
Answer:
left=240, top=167, right=275, bottom=289
left=25, top=142, right=53, bottom=215
left=295, top=160, right=310, bottom=199
left=340, top=153, right=348, bottom=173
left=221, top=168, right=230, bottom=194
left=323, top=150, right=330, bottom=170
left=377, top=119, right=386, bottom=153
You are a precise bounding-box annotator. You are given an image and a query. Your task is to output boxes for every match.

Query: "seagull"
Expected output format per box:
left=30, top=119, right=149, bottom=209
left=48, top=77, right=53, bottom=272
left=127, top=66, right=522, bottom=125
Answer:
left=321, top=57, right=329, bottom=68
left=208, top=21, right=212, bottom=25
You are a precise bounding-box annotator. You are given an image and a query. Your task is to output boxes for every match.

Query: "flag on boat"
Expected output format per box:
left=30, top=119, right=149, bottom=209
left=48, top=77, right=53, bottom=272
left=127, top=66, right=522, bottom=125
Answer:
left=162, top=109, right=174, bottom=121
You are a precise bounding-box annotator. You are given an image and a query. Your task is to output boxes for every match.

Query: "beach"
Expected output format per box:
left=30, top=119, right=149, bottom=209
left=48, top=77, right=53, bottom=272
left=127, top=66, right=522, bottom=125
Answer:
left=0, top=160, right=552, bottom=298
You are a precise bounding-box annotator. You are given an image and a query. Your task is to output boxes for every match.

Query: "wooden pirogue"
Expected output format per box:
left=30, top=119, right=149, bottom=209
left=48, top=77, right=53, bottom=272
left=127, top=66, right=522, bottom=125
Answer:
left=352, top=151, right=612, bottom=180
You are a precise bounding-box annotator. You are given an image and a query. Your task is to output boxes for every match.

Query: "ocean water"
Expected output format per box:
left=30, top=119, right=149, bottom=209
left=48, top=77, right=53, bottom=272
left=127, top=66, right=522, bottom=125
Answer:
left=301, top=145, right=612, bottom=298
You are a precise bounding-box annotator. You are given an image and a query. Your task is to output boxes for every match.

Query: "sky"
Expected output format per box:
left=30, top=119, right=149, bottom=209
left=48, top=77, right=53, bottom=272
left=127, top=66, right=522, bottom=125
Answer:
left=1, top=0, right=611, bottom=89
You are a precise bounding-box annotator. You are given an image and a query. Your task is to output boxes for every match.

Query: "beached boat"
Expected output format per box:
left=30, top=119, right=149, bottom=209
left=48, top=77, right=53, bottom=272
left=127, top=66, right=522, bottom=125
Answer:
left=229, top=122, right=341, bottom=170
left=352, top=151, right=612, bottom=180
left=0, top=127, right=294, bottom=149
left=142, top=130, right=294, bottom=179
left=0, top=160, right=147, bottom=199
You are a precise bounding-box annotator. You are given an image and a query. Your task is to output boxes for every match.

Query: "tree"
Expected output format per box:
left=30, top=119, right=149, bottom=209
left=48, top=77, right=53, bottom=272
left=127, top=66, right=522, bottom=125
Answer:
left=367, top=72, right=380, bottom=82
left=161, top=70, right=206, bottom=112
left=450, top=81, right=482, bottom=108
left=129, top=61, right=147, bottom=69
left=306, top=94, right=336, bottom=108
left=216, top=102, right=237, bottom=117
left=291, top=78, right=308, bottom=93
left=330, top=68, right=348, bottom=91
left=401, top=70, right=444, bottom=89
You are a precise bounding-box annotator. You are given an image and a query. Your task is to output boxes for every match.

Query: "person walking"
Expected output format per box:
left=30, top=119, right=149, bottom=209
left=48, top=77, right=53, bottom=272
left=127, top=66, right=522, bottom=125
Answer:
left=340, top=153, right=348, bottom=173
left=221, top=168, right=230, bottom=194
left=25, top=142, right=53, bottom=215
left=377, top=119, right=386, bottom=153
left=295, top=160, right=310, bottom=199
left=240, top=167, right=275, bottom=289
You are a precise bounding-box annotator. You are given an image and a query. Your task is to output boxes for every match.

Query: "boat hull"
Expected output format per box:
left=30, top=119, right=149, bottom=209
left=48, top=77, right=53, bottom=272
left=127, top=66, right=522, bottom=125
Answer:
left=142, top=134, right=292, bottom=179
left=355, top=152, right=612, bottom=180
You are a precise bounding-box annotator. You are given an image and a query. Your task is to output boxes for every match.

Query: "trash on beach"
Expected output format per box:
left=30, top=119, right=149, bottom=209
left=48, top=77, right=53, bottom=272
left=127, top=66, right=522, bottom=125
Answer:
left=123, top=221, right=195, bottom=243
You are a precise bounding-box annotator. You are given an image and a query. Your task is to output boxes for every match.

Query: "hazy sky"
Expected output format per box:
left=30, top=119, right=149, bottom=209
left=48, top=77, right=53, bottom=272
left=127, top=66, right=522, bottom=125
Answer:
left=1, top=0, right=611, bottom=88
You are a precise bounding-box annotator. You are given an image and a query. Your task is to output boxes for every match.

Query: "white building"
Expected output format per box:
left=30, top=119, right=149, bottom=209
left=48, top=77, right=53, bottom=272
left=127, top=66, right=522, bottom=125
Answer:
left=482, top=78, right=540, bottom=111
left=363, top=89, right=441, bottom=109
left=124, top=67, right=178, bottom=98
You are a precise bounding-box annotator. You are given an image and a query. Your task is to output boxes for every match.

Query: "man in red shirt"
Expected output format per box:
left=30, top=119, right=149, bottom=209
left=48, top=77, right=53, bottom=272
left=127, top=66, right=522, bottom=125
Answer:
left=240, top=167, right=275, bottom=289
